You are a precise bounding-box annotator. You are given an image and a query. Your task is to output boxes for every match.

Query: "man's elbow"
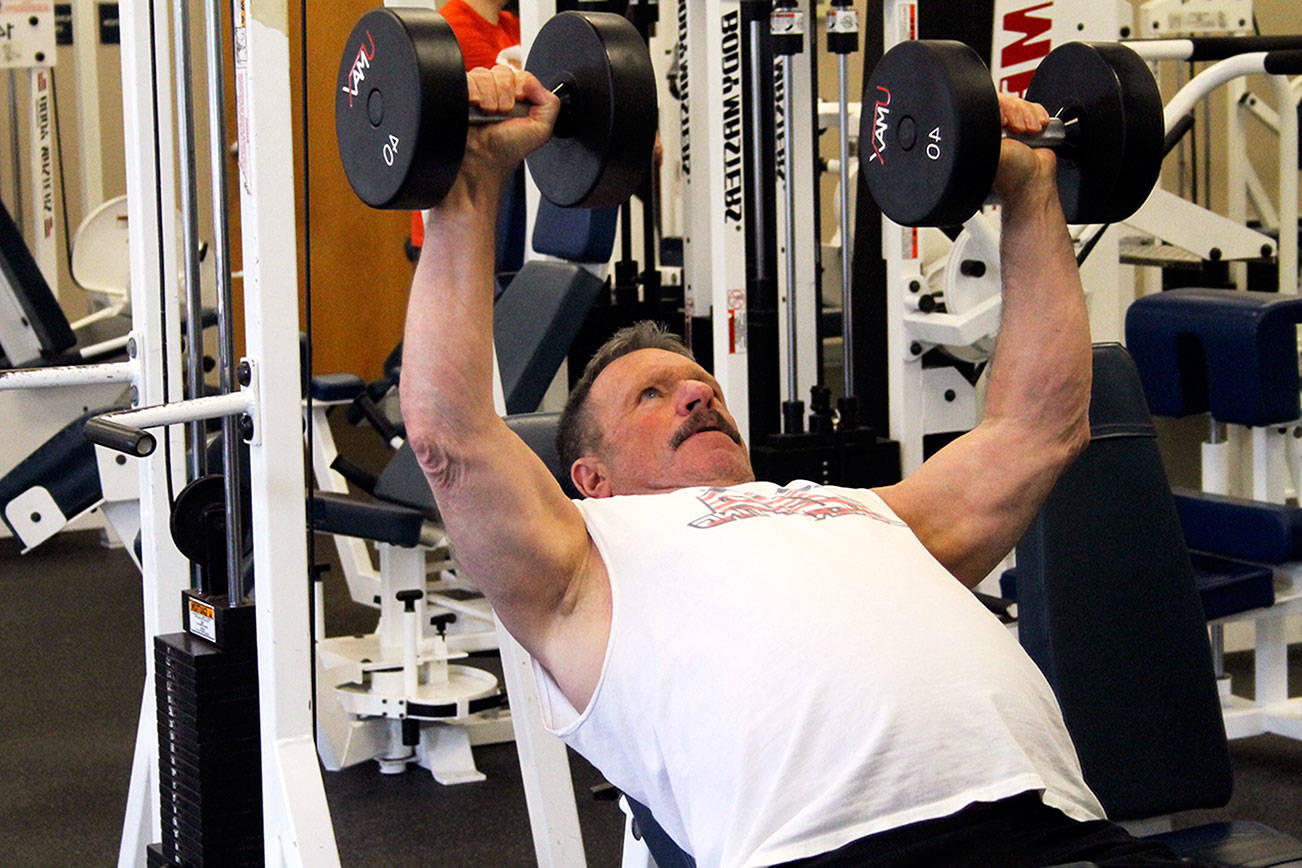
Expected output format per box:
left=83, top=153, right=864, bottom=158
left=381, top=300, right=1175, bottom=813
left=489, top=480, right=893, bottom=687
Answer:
left=406, top=426, right=464, bottom=491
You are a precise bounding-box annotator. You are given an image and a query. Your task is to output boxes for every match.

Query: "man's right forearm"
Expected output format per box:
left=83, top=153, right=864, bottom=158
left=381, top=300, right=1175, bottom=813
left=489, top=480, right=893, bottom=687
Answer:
left=388, top=69, right=602, bottom=705
left=401, top=193, right=503, bottom=476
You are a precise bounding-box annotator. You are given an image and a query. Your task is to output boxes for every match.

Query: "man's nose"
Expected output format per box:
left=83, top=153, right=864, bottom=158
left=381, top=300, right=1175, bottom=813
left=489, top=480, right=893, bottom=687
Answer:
left=676, top=379, right=715, bottom=415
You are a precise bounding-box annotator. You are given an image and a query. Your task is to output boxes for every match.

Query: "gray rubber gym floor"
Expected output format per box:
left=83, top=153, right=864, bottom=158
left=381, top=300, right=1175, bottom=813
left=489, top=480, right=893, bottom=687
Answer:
left=1, top=528, right=1299, bottom=865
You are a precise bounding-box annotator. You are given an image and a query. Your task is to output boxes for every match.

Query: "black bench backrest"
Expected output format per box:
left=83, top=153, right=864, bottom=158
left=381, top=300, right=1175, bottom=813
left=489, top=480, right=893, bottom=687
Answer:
left=1015, top=343, right=1233, bottom=820
left=493, top=260, right=606, bottom=415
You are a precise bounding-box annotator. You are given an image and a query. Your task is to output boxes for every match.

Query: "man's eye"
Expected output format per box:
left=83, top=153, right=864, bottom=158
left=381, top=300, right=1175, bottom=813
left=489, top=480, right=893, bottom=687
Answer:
left=641, top=387, right=660, bottom=401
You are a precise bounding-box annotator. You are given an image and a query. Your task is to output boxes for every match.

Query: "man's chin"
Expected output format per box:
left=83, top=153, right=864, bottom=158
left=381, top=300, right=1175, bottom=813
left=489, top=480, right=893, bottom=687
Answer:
left=683, top=450, right=755, bottom=488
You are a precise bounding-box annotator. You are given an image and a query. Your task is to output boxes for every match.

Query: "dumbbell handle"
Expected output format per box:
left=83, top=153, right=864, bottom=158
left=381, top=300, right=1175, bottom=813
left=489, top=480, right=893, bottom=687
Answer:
left=1005, top=116, right=1071, bottom=149
left=467, top=82, right=570, bottom=127
left=983, top=118, right=1074, bottom=206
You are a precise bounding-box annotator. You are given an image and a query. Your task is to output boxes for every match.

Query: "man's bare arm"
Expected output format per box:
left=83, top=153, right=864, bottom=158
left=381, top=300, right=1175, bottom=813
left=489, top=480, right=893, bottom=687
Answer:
left=400, top=67, right=607, bottom=703
left=875, top=107, right=1092, bottom=588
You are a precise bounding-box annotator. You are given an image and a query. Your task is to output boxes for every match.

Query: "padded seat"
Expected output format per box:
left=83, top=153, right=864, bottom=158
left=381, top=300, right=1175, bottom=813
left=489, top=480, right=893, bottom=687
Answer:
left=0, top=200, right=77, bottom=363
left=311, top=491, right=426, bottom=548
left=1150, top=821, right=1302, bottom=868
left=371, top=442, right=440, bottom=518
left=1124, top=288, right=1302, bottom=426
left=1189, top=552, right=1275, bottom=620
left=373, top=412, right=574, bottom=515
left=494, top=260, right=606, bottom=414
left=531, top=198, right=618, bottom=263
left=1000, top=558, right=1272, bottom=624
left=1175, top=488, right=1302, bottom=565
left=310, top=373, right=366, bottom=403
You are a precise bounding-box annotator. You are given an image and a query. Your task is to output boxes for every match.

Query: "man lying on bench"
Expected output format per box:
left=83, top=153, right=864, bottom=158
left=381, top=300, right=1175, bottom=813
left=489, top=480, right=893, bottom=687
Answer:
left=398, top=65, right=1189, bottom=866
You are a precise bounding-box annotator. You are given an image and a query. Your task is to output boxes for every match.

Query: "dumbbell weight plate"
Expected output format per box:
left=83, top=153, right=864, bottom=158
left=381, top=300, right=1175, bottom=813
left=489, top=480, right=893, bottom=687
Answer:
left=1025, top=42, right=1163, bottom=225
left=860, top=40, right=1002, bottom=227
left=524, top=12, right=658, bottom=208
left=336, top=9, right=467, bottom=210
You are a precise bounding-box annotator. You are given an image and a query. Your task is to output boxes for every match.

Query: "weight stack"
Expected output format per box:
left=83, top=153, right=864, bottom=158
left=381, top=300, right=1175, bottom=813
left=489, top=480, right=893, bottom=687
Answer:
left=154, top=631, right=263, bottom=866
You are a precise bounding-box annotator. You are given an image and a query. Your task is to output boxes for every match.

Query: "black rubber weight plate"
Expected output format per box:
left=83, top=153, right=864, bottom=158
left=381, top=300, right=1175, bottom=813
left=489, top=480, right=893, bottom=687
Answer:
left=525, top=12, right=658, bottom=208
left=1026, top=42, right=1163, bottom=224
left=170, top=475, right=228, bottom=563
left=335, top=8, right=468, bottom=209
left=860, top=40, right=1002, bottom=227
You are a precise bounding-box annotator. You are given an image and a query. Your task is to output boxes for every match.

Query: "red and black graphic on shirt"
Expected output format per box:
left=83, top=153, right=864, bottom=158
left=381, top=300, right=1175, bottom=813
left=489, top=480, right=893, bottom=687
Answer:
left=688, top=486, right=906, bottom=530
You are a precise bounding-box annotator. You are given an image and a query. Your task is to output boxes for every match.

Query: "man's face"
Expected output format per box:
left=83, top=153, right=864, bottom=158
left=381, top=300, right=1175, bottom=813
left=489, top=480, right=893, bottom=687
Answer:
left=571, top=348, right=755, bottom=498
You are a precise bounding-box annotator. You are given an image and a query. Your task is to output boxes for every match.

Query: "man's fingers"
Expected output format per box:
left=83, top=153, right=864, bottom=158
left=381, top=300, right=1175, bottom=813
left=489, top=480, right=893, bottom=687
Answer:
left=467, top=65, right=559, bottom=125
left=997, top=92, right=1050, bottom=136
left=490, top=64, right=517, bottom=112
left=517, top=70, right=551, bottom=105
left=467, top=67, right=497, bottom=112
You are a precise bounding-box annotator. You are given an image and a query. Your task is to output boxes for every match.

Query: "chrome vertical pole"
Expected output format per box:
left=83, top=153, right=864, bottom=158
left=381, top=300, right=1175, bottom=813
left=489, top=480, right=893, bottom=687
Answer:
left=203, top=0, right=246, bottom=602
left=173, top=0, right=208, bottom=485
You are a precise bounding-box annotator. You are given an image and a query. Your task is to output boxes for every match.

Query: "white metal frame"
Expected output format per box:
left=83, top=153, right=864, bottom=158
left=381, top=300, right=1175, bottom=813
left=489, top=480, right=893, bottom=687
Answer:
left=115, top=1, right=343, bottom=863
left=0, top=1, right=194, bottom=860
left=307, top=397, right=512, bottom=785
left=682, top=0, right=750, bottom=439
left=114, top=1, right=193, bottom=861
left=1105, top=38, right=1302, bottom=738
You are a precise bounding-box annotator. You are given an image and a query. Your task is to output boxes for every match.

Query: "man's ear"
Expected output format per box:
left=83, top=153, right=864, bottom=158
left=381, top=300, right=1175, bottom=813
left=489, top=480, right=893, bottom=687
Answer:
left=571, top=457, right=612, bottom=498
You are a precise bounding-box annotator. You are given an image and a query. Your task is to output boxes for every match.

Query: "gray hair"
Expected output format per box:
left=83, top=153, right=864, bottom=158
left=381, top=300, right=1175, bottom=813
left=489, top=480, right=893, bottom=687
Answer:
left=556, top=321, right=695, bottom=478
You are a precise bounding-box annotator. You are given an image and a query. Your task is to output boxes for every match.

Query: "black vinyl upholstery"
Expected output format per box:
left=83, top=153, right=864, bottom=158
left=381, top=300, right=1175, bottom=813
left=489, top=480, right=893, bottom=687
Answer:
left=1016, top=344, right=1233, bottom=818
left=311, top=491, right=424, bottom=548
left=1015, top=344, right=1302, bottom=867
left=372, top=412, right=575, bottom=515
left=493, top=260, right=606, bottom=415
left=0, top=199, right=77, bottom=362
left=374, top=259, right=603, bottom=509
left=0, top=408, right=107, bottom=542
left=505, top=411, right=579, bottom=499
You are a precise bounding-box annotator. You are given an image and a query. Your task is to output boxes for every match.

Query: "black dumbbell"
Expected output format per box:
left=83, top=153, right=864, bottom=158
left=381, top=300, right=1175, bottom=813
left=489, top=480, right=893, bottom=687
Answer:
left=860, top=40, right=1164, bottom=226
left=336, top=9, right=657, bottom=210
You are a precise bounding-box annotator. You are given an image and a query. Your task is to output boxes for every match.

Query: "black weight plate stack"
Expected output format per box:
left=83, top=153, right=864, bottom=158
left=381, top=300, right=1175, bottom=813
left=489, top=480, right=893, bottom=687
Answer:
left=860, top=40, right=1002, bottom=227
left=1026, top=42, right=1163, bottom=224
left=155, top=631, right=262, bottom=866
left=525, top=12, right=658, bottom=208
left=336, top=8, right=468, bottom=209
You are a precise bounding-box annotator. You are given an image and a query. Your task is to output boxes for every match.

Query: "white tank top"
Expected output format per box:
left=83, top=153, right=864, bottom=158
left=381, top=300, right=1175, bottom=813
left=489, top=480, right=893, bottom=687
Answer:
left=529, top=481, right=1103, bottom=867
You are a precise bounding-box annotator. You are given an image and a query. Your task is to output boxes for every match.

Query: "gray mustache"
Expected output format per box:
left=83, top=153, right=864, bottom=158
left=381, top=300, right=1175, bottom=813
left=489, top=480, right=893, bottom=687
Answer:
left=671, top=407, right=742, bottom=450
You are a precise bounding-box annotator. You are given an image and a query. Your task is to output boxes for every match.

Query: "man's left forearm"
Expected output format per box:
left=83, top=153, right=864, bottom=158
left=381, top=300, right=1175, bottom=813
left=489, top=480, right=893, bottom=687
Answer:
left=984, top=153, right=1092, bottom=466
left=875, top=147, right=1091, bottom=587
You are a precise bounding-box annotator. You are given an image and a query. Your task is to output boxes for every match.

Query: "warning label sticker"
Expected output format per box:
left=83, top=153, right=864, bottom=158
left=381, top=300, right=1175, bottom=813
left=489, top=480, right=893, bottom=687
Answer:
left=727, top=288, right=747, bottom=355
left=188, top=597, right=217, bottom=643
